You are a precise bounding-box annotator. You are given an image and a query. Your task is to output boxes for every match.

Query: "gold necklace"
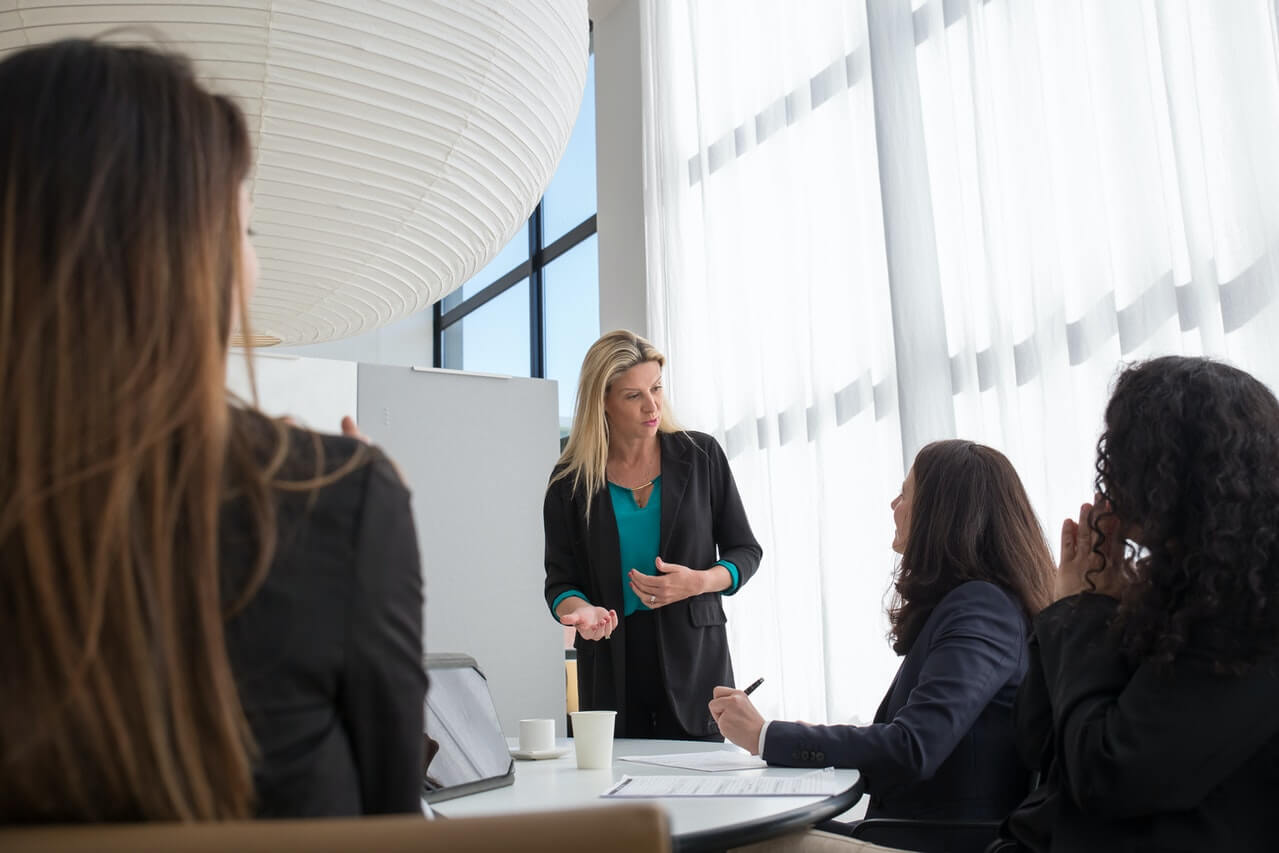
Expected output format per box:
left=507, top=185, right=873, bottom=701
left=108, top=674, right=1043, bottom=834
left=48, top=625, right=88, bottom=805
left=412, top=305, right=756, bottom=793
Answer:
left=611, top=477, right=655, bottom=508
left=607, top=468, right=657, bottom=493
left=608, top=453, right=658, bottom=494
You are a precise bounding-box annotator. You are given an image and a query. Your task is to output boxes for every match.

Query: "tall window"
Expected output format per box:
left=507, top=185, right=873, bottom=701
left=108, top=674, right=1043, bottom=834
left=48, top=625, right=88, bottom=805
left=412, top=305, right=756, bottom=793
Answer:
left=435, top=55, right=599, bottom=437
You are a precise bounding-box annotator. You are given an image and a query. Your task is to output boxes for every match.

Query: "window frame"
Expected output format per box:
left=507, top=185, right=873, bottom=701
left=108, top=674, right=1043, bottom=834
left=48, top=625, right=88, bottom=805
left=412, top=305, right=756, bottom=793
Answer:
left=433, top=210, right=598, bottom=377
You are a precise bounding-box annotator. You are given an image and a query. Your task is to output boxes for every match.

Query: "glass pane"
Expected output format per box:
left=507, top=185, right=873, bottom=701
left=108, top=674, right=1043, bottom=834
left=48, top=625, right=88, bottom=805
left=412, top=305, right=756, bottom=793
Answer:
left=440, top=279, right=531, bottom=376
left=544, top=234, right=600, bottom=434
left=542, top=54, right=597, bottom=244
left=461, top=226, right=529, bottom=301
left=441, top=288, right=463, bottom=314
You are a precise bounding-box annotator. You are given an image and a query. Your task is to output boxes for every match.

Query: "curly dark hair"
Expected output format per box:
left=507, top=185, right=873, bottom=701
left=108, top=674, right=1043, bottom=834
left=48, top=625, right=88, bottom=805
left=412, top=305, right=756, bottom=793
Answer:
left=1095, top=356, right=1279, bottom=671
left=889, top=440, right=1055, bottom=654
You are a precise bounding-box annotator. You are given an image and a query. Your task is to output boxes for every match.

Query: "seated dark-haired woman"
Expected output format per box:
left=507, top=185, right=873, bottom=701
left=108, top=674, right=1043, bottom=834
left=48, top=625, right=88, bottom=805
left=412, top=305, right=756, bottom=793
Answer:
left=1003, top=356, right=1279, bottom=853
left=713, top=440, right=1054, bottom=852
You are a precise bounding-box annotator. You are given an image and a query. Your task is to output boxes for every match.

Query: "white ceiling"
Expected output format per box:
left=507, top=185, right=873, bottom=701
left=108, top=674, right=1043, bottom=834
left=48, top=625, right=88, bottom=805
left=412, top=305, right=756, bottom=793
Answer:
left=0, top=0, right=590, bottom=345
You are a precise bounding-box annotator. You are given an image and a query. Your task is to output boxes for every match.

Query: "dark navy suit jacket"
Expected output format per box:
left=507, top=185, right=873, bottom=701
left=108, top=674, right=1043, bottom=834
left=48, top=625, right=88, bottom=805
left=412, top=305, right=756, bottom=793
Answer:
left=763, top=580, right=1031, bottom=822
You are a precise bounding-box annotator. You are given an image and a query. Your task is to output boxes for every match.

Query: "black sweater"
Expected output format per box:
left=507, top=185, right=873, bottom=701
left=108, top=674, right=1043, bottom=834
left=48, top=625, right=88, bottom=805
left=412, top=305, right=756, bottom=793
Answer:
left=1007, top=594, right=1279, bottom=852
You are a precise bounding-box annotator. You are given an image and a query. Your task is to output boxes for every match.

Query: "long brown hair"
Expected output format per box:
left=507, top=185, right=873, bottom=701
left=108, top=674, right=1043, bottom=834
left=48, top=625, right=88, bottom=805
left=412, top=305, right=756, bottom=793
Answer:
left=888, top=440, right=1054, bottom=654
left=0, top=39, right=284, bottom=821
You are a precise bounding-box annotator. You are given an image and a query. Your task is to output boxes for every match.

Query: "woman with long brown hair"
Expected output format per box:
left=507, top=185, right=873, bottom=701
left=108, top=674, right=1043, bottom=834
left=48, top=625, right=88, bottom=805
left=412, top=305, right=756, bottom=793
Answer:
left=713, top=440, right=1054, bottom=851
left=0, top=39, right=425, bottom=822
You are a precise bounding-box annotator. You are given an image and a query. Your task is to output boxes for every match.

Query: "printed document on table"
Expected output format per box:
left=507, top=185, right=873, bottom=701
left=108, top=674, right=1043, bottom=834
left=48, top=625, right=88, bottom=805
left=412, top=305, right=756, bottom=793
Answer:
left=601, top=770, right=843, bottom=798
left=618, top=751, right=768, bottom=772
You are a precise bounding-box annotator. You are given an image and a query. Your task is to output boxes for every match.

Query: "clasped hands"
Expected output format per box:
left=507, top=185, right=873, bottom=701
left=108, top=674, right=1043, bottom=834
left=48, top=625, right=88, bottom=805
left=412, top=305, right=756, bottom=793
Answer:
left=629, top=556, right=707, bottom=610
left=1055, top=496, right=1128, bottom=601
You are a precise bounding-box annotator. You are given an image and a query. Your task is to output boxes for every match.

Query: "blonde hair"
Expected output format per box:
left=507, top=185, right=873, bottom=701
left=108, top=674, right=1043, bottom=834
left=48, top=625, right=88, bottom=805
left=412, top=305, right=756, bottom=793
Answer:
left=552, top=330, right=680, bottom=517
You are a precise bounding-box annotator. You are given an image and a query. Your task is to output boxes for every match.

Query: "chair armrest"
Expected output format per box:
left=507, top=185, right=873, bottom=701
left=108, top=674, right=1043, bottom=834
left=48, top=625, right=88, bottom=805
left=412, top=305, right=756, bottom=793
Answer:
left=0, top=804, right=671, bottom=853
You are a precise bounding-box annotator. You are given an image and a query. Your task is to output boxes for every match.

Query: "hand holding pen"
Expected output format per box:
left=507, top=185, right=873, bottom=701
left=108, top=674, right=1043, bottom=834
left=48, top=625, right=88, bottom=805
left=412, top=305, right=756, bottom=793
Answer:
left=708, top=677, right=767, bottom=754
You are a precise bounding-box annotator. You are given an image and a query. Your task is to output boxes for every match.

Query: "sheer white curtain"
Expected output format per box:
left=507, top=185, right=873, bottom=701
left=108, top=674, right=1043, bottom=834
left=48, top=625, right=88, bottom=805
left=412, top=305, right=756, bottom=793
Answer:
left=640, top=0, right=1279, bottom=726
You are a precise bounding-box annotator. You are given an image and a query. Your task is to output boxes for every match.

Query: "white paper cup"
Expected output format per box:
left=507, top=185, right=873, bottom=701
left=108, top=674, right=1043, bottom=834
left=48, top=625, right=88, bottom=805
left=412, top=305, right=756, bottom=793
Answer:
left=518, top=718, right=555, bottom=753
left=570, top=710, right=617, bottom=769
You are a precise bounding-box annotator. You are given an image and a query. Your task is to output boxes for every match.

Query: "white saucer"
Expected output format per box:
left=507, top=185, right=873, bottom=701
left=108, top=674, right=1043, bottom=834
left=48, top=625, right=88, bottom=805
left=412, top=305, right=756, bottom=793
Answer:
left=510, top=746, right=571, bottom=761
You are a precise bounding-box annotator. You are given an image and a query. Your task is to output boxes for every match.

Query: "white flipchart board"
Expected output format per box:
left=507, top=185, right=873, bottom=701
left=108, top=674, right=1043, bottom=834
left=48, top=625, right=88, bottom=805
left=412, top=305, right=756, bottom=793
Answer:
left=357, top=364, right=565, bottom=736
left=226, top=352, right=358, bottom=430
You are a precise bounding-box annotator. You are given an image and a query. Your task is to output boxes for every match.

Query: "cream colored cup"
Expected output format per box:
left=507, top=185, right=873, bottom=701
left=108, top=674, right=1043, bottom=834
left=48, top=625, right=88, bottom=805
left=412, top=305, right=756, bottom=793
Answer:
left=569, top=710, right=617, bottom=769
left=518, top=718, right=555, bottom=753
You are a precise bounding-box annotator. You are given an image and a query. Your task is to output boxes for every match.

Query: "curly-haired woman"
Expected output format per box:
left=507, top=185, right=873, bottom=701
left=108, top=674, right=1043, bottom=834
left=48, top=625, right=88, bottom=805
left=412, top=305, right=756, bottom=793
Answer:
left=713, top=440, right=1054, bottom=851
left=1005, top=356, right=1279, bottom=852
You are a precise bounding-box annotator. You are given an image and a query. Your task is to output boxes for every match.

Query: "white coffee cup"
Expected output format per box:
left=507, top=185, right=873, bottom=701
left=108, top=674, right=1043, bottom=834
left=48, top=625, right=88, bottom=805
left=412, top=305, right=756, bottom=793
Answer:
left=518, top=718, right=555, bottom=753
left=569, top=710, right=617, bottom=769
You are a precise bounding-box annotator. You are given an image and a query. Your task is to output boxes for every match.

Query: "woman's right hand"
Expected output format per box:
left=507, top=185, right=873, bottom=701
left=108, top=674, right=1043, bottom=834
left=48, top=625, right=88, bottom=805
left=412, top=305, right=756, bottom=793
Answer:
left=709, top=686, right=765, bottom=754
left=559, top=605, right=618, bottom=641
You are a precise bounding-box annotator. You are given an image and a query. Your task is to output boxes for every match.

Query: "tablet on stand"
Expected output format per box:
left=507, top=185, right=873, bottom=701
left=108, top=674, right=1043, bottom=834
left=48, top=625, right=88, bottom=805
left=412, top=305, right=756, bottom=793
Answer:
left=421, top=653, right=516, bottom=803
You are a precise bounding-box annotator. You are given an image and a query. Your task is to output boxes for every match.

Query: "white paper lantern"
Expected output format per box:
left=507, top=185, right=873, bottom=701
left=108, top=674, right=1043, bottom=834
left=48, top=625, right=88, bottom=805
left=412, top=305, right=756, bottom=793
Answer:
left=0, top=0, right=589, bottom=345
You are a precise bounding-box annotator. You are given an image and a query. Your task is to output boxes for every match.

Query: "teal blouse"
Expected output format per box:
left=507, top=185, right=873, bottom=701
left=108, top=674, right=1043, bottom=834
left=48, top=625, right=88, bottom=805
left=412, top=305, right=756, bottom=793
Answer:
left=551, top=477, right=740, bottom=617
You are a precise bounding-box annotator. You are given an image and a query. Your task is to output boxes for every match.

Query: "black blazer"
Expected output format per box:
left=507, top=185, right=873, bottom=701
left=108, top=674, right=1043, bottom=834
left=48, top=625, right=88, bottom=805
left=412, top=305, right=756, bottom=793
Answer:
left=764, top=581, right=1030, bottom=824
left=221, top=423, right=427, bottom=817
left=1006, top=594, right=1279, bottom=853
left=543, top=430, right=762, bottom=736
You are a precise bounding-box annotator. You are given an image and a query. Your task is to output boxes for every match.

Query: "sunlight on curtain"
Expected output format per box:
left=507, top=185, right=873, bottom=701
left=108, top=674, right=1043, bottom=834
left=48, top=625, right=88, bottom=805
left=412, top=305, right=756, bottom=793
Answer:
left=642, top=0, right=903, bottom=725
left=641, top=0, right=1279, bottom=726
left=913, top=0, right=1279, bottom=538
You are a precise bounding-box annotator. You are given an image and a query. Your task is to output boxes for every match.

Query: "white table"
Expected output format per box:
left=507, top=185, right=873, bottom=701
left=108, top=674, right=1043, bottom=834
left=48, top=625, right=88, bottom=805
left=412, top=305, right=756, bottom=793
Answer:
left=432, top=738, right=864, bottom=852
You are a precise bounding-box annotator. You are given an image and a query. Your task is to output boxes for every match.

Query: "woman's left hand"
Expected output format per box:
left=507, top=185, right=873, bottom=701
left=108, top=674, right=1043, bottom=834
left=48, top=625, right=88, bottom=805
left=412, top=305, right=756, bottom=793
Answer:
left=341, top=415, right=369, bottom=443
left=337, top=415, right=409, bottom=485
left=629, top=557, right=706, bottom=609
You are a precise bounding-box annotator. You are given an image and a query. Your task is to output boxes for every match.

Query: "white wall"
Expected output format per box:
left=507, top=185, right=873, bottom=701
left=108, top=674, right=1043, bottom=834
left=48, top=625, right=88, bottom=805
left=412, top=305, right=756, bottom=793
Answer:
left=272, top=307, right=433, bottom=368
left=593, top=0, right=650, bottom=337
left=227, top=351, right=357, bottom=432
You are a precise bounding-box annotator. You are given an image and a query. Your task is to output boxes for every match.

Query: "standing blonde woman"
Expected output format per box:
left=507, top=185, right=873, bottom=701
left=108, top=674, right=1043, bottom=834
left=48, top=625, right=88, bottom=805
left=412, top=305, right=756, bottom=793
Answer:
left=544, top=330, right=762, bottom=739
left=0, top=40, right=425, bottom=822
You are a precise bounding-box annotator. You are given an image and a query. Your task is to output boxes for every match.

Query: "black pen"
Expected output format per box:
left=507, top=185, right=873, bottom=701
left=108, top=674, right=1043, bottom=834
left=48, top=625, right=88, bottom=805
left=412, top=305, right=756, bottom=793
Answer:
left=743, top=677, right=764, bottom=696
